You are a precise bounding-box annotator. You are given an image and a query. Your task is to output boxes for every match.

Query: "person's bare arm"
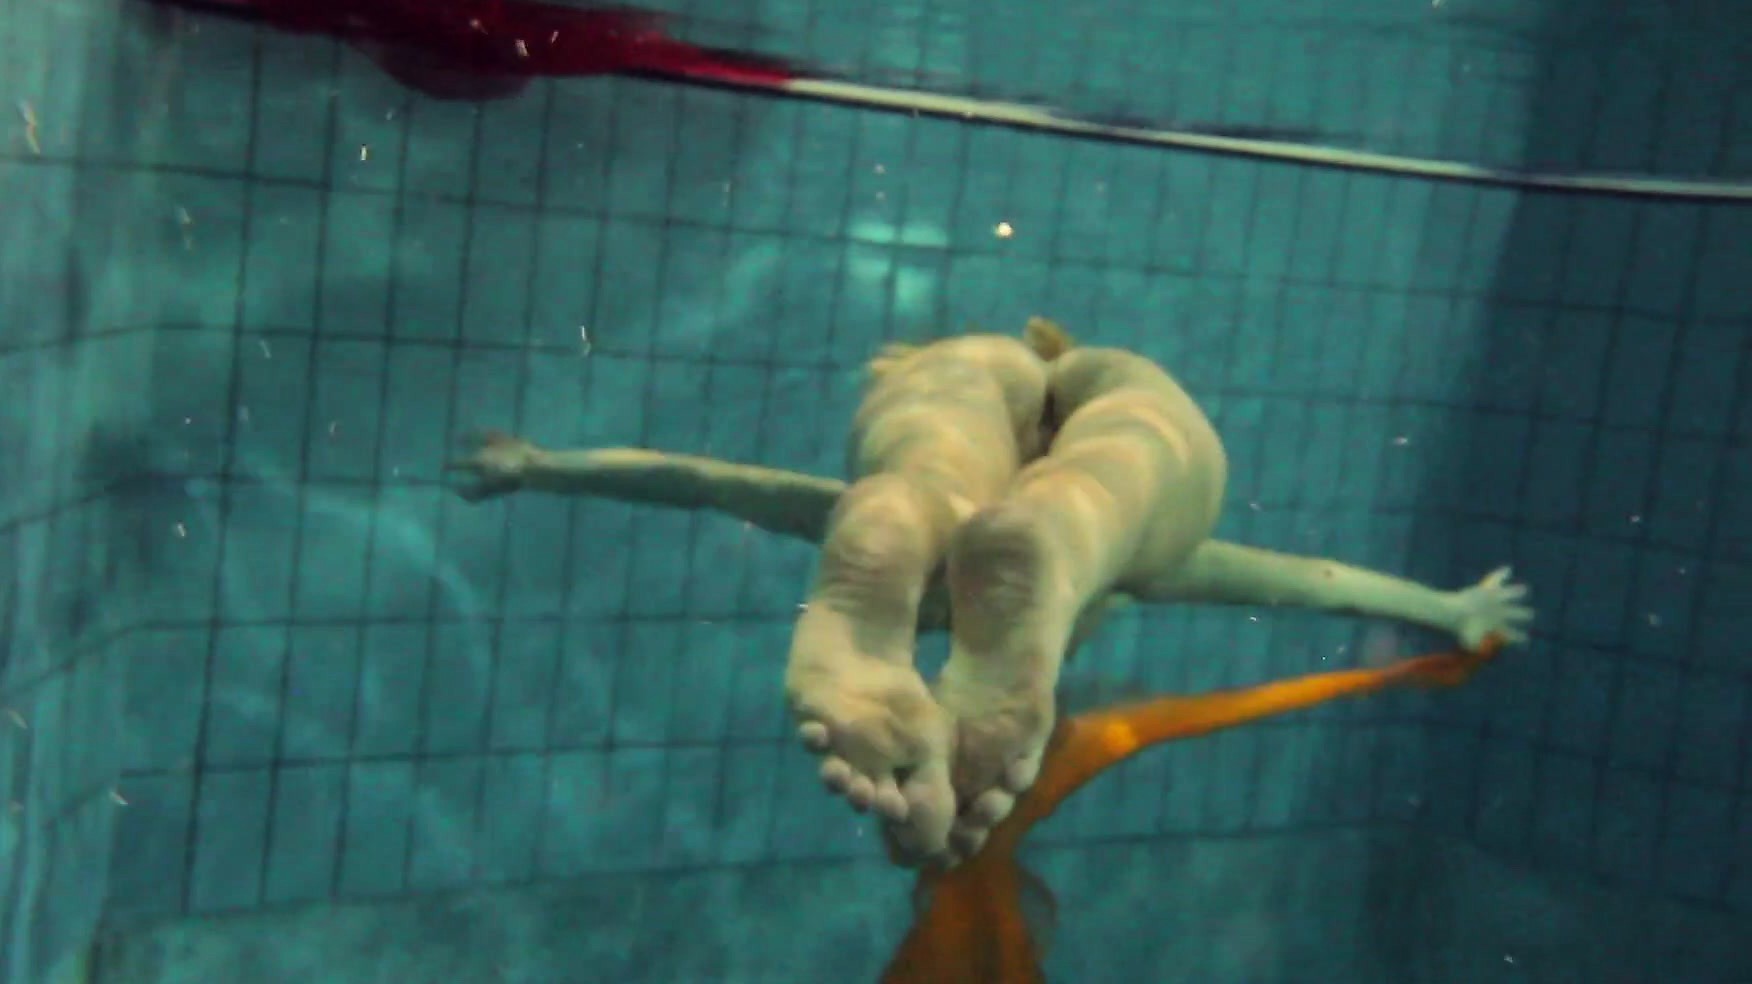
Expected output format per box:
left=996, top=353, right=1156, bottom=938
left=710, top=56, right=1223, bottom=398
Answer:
left=1132, top=539, right=1531, bottom=649
left=447, top=432, right=1140, bottom=640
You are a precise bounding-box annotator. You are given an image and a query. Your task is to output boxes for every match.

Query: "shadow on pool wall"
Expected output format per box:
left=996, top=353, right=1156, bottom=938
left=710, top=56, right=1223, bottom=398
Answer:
left=1390, top=0, right=1752, bottom=944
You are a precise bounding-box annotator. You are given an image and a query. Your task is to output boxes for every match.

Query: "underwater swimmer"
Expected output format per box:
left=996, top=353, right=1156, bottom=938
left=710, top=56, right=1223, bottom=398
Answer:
left=458, top=320, right=1074, bottom=859
left=449, top=320, right=1532, bottom=864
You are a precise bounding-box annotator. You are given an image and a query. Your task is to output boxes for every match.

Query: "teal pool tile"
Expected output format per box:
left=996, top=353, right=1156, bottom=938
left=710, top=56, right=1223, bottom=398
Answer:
left=406, top=756, right=485, bottom=891
left=188, top=769, right=271, bottom=912
left=1606, top=658, right=1682, bottom=771
left=1542, top=645, right=1614, bottom=755
left=419, top=624, right=493, bottom=755
left=547, top=622, right=618, bottom=747
left=1719, top=455, right=1752, bottom=558
left=1668, top=325, right=1743, bottom=436
left=459, top=206, right=537, bottom=345
left=1625, top=549, right=1695, bottom=661
left=305, top=340, right=388, bottom=481
left=1251, top=725, right=1319, bottom=829
left=241, top=185, right=325, bottom=330
left=1421, top=728, right=1479, bottom=837
left=1659, top=782, right=1737, bottom=901
left=279, top=626, right=359, bottom=760
left=403, top=99, right=485, bottom=198
left=476, top=752, right=544, bottom=883
left=330, top=60, right=410, bottom=194
left=231, top=333, right=313, bottom=471
left=1470, top=739, right=1535, bottom=854
left=1561, top=540, right=1636, bottom=648
left=377, top=344, right=454, bottom=473
left=659, top=747, right=723, bottom=867
left=713, top=743, right=781, bottom=864
left=252, top=40, right=337, bottom=183
left=1582, top=427, right=1655, bottom=535
left=203, top=626, right=287, bottom=769
left=1653, top=63, right=1730, bottom=178
left=358, top=489, right=444, bottom=620
left=608, top=621, right=681, bottom=746
left=1588, top=48, right=1661, bottom=171
left=149, top=328, right=236, bottom=474
left=107, top=772, right=194, bottom=916
left=337, top=759, right=416, bottom=897
left=841, top=113, right=912, bottom=243
left=1592, top=765, right=1660, bottom=885
left=659, top=229, right=740, bottom=354
left=1694, top=209, right=1752, bottom=320
left=785, top=105, right=858, bottom=238
left=597, top=747, right=667, bottom=869
left=1527, top=751, right=1596, bottom=870
left=542, top=85, right=619, bottom=213
left=1624, top=202, right=1703, bottom=317
left=665, top=623, right=733, bottom=745
left=1672, top=673, right=1746, bottom=787
left=529, top=214, right=604, bottom=352
left=1648, top=436, right=1721, bottom=551
left=121, top=629, right=207, bottom=773
left=666, top=88, right=749, bottom=228
left=291, top=491, right=373, bottom=620
left=473, top=88, right=549, bottom=208
left=318, top=192, right=397, bottom=330
left=388, top=198, right=468, bottom=340
left=602, top=83, right=683, bottom=217
left=537, top=750, right=606, bottom=878
left=350, top=623, right=427, bottom=757
left=1560, top=200, right=1637, bottom=307
left=1519, top=419, right=1591, bottom=527
left=1152, top=155, right=1215, bottom=274
left=262, top=763, right=345, bottom=904
left=486, top=622, right=560, bottom=752
left=1540, top=310, right=1612, bottom=419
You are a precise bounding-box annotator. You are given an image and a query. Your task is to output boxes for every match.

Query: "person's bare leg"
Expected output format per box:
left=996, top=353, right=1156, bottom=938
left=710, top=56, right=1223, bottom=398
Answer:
left=935, top=346, right=1229, bottom=861
left=787, top=330, right=1063, bottom=858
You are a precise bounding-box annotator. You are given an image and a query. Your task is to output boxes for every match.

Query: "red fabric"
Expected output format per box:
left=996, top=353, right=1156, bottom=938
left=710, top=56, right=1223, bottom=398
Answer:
left=151, top=0, right=797, bottom=100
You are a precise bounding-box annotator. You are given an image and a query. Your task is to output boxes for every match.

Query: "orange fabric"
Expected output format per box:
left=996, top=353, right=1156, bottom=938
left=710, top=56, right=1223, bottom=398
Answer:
left=880, top=635, right=1504, bottom=983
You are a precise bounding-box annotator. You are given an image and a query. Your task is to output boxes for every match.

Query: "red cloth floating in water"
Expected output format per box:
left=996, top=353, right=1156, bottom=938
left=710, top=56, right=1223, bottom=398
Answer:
left=147, top=0, right=800, bottom=100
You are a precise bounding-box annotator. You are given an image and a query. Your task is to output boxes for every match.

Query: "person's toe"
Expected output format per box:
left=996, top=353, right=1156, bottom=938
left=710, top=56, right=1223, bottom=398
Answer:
left=818, top=757, right=855, bottom=795
left=797, top=720, right=831, bottom=752
left=843, top=773, right=878, bottom=811
left=967, top=787, right=1013, bottom=825
left=949, top=821, right=988, bottom=861
left=891, top=761, right=956, bottom=859
left=870, top=776, right=909, bottom=821
left=1002, top=748, right=1044, bottom=793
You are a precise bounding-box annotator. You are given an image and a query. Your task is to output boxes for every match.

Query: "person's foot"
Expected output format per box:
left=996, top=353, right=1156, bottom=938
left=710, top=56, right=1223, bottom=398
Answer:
left=784, top=474, right=964, bottom=860
left=934, top=657, right=1057, bottom=862
left=933, top=502, right=1077, bottom=863
left=785, top=606, right=957, bottom=859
